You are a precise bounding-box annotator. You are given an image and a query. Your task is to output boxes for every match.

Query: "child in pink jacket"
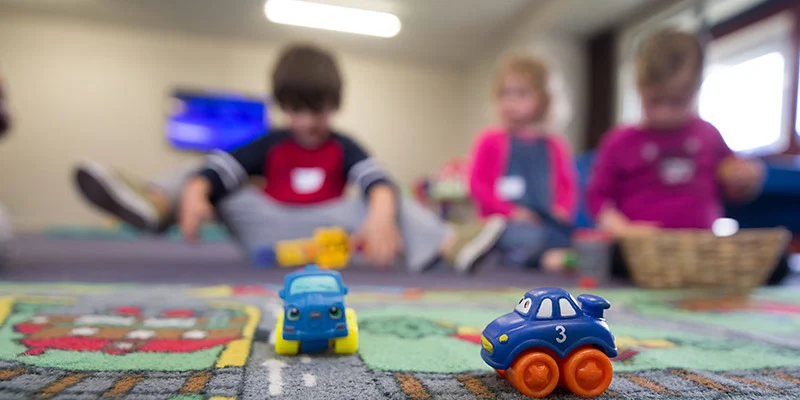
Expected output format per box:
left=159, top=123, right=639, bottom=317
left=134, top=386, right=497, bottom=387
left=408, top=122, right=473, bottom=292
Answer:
left=468, top=55, right=578, bottom=271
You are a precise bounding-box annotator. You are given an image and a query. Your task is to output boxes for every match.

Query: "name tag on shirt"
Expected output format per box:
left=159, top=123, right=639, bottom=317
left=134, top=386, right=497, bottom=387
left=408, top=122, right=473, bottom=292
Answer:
left=496, top=176, right=526, bottom=201
left=291, top=167, right=326, bottom=194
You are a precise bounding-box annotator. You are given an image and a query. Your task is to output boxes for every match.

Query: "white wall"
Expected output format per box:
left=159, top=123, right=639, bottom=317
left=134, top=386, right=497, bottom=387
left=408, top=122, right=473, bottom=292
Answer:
left=0, top=11, right=467, bottom=230
left=462, top=3, right=587, bottom=152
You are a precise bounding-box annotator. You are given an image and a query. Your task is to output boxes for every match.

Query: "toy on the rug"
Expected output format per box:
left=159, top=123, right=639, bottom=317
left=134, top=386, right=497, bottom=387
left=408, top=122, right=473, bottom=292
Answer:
left=273, top=227, right=358, bottom=270
left=571, top=229, right=614, bottom=289
left=480, top=287, right=617, bottom=398
left=274, top=265, right=358, bottom=355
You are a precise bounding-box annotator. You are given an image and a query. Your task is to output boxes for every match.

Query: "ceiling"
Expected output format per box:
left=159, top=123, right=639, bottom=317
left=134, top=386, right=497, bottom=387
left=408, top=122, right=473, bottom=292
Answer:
left=0, top=0, right=658, bottom=67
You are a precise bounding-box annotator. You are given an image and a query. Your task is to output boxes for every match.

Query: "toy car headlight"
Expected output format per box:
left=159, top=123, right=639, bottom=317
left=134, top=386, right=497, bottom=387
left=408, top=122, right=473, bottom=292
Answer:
left=481, top=335, right=493, bottom=353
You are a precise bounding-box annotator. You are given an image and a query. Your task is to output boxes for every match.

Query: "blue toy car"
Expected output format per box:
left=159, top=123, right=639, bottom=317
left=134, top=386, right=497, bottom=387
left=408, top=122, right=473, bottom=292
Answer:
left=481, top=288, right=617, bottom=398
left=274, top=265, right=358, bottom=355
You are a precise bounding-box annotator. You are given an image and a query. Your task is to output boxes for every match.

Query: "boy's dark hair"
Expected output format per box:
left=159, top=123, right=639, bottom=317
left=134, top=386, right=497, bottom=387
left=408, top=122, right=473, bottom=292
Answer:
left=272, top=44, right=342, bottom=112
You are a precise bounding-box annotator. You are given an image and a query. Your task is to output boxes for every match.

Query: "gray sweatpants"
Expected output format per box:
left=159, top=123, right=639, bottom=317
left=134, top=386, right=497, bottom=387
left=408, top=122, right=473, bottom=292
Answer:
left=150, top=163, right=450, bottom=271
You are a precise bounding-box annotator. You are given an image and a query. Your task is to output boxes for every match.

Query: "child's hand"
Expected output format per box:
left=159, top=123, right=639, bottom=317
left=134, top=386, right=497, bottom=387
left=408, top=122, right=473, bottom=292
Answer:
left=179, top=177, right=214, bottom=241
left=718, top=157, right=764, bottom=201
left=511, top=207, right=540, bottom=224
left=598, top=206, right=658, bottom=237
left=618, top=221, right=660, bottom=237
left=357, top=212, right=403, bottom=269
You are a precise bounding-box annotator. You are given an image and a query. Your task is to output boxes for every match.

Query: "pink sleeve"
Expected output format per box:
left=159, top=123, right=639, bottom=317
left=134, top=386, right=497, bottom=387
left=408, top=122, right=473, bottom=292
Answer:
left=549, top=137, right=579, bottom=222
left=586, top=131, right=620, bottom=218
left=468, top=132, right=514, bottom=216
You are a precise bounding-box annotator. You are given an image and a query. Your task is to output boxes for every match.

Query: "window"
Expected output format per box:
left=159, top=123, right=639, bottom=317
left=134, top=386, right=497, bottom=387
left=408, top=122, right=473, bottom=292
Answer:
left=699, top=52, right=786, bottom=153
left=515, top=297, right=533, bottom=315
left=536, top=299, right=553, bottom=319
left=559, top=298, right=577, bottom=317
left=698, top=12, right=794, bottom=155
left=289, top=276, right=341, bottom=295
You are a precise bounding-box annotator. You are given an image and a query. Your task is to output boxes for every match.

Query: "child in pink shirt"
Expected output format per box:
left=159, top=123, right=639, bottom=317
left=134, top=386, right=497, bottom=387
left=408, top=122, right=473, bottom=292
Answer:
left=588, top=31, right=763, bottom=234
left=468, top=55, right=578, bottom=272
left=587, top=31, right=784, bottom=279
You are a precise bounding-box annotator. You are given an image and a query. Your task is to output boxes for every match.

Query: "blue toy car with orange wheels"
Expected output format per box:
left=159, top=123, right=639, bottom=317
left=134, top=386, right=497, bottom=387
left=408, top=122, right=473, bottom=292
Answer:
left=481, top=288, right=617, bottom=398
left=274, top=265, right=358, bottom=355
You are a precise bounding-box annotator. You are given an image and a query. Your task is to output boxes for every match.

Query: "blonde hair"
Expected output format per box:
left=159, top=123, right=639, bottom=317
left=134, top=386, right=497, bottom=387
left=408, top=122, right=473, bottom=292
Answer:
left=493, top=55, right=551, bottom=121
left=636, top=30, right=704, bottom=89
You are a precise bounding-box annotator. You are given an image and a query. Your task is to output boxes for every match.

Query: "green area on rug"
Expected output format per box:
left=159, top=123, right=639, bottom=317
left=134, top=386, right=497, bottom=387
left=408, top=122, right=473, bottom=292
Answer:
left=611, top=323, right=800, bottom=372
left=601, top=289, right=800, bottom=337
left=355, top=305, right=800, bottom=374
left=358, top=306, right=497, bottom=373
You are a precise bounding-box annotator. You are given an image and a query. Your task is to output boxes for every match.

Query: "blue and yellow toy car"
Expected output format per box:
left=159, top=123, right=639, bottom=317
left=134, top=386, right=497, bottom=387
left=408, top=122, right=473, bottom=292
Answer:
left=481, top=288, right=617, bottom=398
left=274, top=265, right=358, bottom=355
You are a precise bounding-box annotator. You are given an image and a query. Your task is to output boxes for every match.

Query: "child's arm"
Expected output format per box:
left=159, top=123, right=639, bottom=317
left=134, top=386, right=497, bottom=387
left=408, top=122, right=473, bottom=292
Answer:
left=468, top=133, right=515, bottom=216
left=712, top=126, right=765, bottom=202
left=549, top=137, right=579, bottom=224
left=179, top=132, right=286, bottom=239
left=586, top=132, right=657, bottom=236
left=718, top=156, right=765, bottom=202
left=196, top=132, right=287, bottom=204
left=339, top=135, right=401, bottom=267
left=702, top=123, right=764, bottom=202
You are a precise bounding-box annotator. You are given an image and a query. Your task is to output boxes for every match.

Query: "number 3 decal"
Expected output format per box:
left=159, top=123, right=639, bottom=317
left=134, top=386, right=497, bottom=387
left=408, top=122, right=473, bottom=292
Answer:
left=555, top=325, right=567, bottom=343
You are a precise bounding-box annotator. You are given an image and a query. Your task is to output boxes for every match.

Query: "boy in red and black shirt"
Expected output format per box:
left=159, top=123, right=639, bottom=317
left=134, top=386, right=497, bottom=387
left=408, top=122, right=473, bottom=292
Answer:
left=73, top=44, right=505, bottom=272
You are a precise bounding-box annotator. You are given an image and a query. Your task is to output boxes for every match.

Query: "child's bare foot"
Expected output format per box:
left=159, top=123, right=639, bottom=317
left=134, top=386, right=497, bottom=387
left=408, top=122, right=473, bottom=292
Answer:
left=541, top=248, right=570, bottom=272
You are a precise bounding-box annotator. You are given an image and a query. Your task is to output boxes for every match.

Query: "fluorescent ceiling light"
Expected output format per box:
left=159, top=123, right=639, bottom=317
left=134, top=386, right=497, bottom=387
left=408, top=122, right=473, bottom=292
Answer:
left=264, top=0, right=401, bottom=38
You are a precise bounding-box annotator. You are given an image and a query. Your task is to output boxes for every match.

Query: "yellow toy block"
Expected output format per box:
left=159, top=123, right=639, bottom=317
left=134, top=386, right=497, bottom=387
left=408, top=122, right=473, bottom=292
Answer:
left=275, top=227, right=351, bottom=270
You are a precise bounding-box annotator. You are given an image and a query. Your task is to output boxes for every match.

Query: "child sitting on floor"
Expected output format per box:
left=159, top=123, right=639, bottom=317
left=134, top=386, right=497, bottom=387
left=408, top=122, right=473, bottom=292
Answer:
left=466, top=55, right=579, bottom=273
left=73, top=44, right=504, bottom=272
left=586, top=30, right=789, bottom=281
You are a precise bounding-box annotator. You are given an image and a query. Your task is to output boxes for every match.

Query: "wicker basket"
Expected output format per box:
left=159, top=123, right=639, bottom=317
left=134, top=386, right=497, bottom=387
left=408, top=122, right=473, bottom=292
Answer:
left=619, top=228, right=790, bottom=289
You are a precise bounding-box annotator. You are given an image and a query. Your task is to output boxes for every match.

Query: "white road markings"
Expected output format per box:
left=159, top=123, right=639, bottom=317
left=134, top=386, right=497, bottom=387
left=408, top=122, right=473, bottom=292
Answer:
left=300, top=355, right=312, bottom=364
left=303, top=373, right=317, bottom=387
left=263, top=359, right=287, bottom=396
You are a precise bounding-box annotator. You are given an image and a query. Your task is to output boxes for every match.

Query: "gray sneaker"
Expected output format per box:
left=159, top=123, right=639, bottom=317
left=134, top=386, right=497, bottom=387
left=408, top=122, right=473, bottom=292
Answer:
left=449, top=216, right=507, bottom=274
left=73, top=161, right=161, bottom=232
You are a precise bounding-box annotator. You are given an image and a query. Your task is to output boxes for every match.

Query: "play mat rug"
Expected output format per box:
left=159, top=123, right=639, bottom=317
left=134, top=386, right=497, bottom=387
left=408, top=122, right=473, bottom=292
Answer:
left=0, top=284, right=800, bottom=399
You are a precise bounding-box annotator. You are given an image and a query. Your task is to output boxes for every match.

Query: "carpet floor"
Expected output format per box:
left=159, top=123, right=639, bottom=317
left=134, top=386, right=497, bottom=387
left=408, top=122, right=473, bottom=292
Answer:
left=0, top=282, right=800, bottom=399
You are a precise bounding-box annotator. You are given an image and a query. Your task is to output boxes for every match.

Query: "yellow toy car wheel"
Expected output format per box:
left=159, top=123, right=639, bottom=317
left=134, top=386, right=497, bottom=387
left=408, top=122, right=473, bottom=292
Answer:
left=334, top=308, right=359, bottom=354
left=274, top=312, right=300, bottom=355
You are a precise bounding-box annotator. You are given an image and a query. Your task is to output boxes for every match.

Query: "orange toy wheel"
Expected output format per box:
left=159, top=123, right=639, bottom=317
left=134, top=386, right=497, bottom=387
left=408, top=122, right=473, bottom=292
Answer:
left=495, top=369, right=506, bottom=379
left=562, top=347, right=613, bottom=397
left=507, top=351, right=560, bottom=398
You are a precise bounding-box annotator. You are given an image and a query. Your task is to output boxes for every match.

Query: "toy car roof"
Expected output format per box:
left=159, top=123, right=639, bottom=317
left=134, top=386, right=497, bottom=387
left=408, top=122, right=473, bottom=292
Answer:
left=523, top=287, right=571, bottom=299
left=285, top=265, right=342, bottom=280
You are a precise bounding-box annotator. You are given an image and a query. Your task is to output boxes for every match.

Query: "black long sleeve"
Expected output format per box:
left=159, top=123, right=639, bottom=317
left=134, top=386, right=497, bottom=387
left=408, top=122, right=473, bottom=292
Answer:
left=198, top=130, right=289, bottom=203
left=337, top=134, right=394, bottom=196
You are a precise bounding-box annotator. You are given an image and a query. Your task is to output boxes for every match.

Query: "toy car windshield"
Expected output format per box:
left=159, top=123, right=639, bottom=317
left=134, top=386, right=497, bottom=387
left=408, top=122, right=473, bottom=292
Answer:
left=288, top=275, right=341, bottom=295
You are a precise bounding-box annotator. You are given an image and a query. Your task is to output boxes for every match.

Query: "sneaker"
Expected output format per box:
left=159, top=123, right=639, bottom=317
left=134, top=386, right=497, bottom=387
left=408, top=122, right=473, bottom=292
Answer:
left=73, top=161, right=161, bottom=232
left=449, top=216, right=507, bottom=274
